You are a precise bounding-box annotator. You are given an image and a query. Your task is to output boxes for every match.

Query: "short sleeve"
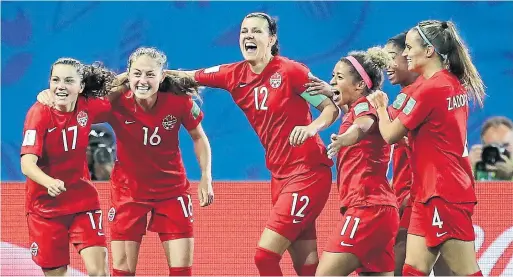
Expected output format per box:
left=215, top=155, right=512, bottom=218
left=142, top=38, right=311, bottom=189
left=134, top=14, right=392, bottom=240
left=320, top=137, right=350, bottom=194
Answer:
left=87, top=97, right=112, bottom=123
left=353, top=101, right=377, bottom=120
left=194, top=63, right=235, bottom=91
left=288, top=61, right=311, bottom=95
left=397, top=86, right=438, bottom=130
left=181, top=97, right=204, bottom=131
left=21, top=103, right=50, bottom=157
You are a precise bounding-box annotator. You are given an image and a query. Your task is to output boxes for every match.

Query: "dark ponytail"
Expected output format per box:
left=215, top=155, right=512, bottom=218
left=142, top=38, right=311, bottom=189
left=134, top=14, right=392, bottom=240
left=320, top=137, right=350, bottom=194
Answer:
left=415, top=20, right=485, bottom=107
left=51, top=58, right=116, bottom=98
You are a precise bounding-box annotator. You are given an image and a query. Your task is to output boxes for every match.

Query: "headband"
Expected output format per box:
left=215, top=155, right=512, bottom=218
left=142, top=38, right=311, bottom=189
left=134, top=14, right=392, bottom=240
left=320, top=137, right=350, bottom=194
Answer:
left=346, top=56, right=373, bottom=89
left=415, top=25, right=448, bottom=60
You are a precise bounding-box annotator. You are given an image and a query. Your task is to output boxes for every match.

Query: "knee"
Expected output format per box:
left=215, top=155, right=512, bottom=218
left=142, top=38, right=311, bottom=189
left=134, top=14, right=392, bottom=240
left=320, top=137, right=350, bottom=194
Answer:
left=86, top=264, right=109, bottom=276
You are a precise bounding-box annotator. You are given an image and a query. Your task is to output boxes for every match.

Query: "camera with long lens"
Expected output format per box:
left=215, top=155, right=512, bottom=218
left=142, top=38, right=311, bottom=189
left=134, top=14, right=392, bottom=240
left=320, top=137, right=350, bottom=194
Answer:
left=474, top=143, right=511, bottom=180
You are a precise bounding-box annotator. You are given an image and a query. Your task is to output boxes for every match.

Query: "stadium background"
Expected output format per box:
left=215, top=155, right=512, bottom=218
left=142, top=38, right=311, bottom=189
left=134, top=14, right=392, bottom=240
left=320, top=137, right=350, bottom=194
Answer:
left=1, top=1, right=512, bottom=276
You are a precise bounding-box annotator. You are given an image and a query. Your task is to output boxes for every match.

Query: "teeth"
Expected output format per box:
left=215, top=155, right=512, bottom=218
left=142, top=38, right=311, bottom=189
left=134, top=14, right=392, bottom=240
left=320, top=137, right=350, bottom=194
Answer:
left=245, top=42, right=256, bottom=47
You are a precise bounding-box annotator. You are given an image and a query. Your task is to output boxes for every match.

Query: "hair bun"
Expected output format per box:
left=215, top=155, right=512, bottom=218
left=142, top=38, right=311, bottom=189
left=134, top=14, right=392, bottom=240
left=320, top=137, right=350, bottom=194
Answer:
left=441, top=21, right=449, bottom=29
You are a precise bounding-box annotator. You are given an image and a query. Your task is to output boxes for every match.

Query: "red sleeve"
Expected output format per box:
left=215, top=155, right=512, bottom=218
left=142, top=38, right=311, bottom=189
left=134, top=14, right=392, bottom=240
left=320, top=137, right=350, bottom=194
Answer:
left=353, top=101, right=377, bottom=120
left=21, top=103, right=50, bottom=157
left=181, top=97, right=204, bottom=131
left=397, top=86, right=440, bottom=130
left=87, top=97, right=112, bottom=123
left=288, top=61, right=311, bottom=95
left=194, top=63, right=235, bottom=91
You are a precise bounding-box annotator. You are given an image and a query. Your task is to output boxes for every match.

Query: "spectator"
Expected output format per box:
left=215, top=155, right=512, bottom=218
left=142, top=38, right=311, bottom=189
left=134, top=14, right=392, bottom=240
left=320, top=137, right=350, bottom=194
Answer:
left=470, top=116, right=513, bottom=180
left=88, top=124, right=115, bottom=181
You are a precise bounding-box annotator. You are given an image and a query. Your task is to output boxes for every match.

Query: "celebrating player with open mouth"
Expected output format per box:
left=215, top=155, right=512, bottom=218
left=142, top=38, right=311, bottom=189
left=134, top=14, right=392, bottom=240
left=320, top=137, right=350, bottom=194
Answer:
left=168, top=12, right=339, bottom=276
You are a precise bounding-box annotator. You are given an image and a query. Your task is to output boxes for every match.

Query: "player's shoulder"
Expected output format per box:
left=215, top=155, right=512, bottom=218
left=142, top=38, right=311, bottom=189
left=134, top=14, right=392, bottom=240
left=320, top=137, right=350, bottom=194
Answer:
left=421, top=70, right=457, bottom=93
left=275, top=56, right=310, bottom=73
left=27, top=102, right=51, bottom=117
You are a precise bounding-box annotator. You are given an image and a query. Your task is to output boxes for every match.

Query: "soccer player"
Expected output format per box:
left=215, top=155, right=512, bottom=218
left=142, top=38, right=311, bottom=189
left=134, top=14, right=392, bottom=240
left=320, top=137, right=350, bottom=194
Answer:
left=385, top=32, right=453, bottom=276
left=21, top=58, right=119, bottom=276
left=367, top=20, right=485, bottom=276
left=168, top=12, right=339, bottom=276
left=36, top=47, right=213, bottom=276
left=107, top=47, right=213, bottom=276
left=305, top=47, right=399, bottom=276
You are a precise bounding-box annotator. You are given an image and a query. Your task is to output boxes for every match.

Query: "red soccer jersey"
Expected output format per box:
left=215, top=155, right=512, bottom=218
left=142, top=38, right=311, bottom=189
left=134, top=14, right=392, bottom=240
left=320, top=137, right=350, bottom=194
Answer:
left=21, top=97, right=111, bottom=217
left=388, top=90, right=414, bottom=207
left=195, top=56, right=332, bottom=179
left=397, top=69, right=476, bottom=203
left=336, top=97, right=397, bottom=208
left=106, top=91, right=203, bottom=200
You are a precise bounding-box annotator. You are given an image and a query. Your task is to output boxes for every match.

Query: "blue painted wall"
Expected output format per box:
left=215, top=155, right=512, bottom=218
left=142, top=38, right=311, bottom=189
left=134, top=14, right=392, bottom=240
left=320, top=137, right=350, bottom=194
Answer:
left=2, top=1, right=512, bottom=180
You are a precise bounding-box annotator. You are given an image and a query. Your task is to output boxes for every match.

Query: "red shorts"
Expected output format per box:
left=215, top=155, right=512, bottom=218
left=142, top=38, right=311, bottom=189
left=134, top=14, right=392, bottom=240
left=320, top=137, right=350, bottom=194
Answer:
left=325, top=205, right=399, bottom=273
left=27, top=211, right=107, bottom=269
left=109, top=185, right=194, bottom=243
left=266, top=166, right=332, bottom=241
left=400, top=205, right=412, bottom=230
left=408, top=197, right=475, bottom=247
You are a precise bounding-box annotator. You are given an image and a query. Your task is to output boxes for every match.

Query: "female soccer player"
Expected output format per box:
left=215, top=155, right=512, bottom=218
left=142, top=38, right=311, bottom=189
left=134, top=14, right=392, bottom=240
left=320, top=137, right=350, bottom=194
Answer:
left=168, top=12, right=339, bottom=276
left=37, top=47, right=213, bottom=276
left=368, top=20, right=485, bottom=276
left=385, top=32, right=453, bottom=276
left=305, top=47, right=399, bottom=276
left=108, top=47, right=213, bottom=276
left=21, top=58, right=120, bottom=276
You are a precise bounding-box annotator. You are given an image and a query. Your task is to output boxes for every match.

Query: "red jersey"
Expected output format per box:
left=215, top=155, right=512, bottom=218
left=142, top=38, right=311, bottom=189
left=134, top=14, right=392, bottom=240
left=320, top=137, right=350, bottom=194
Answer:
left=388, top=90, right=414, bottom=207
left=21, top=97, right=111, bottom=217
left=106, top=91, right=203, bottom=200
left=397, top=69, right=476, bottom=203
left=336, top=97, right=397, bottom=208
left=195, top=56, right=332, bottom=179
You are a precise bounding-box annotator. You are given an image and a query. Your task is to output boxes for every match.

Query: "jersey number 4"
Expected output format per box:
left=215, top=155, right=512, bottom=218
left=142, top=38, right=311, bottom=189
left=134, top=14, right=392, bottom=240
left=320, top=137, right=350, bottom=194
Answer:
left=253, top=87, right=269, bottom=111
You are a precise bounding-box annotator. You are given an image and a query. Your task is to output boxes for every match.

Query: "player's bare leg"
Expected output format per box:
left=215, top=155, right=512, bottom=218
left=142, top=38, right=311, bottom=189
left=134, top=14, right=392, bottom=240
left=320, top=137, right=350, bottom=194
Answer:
left=287, top=239, right=319, bottom=275
left=111, top=241, right=141, bottom=275
left=315, top=252, right=361, bottom=276
left=433, top=255, right=454, bottom=276
left=80, top=246, right=109, bottom=276
left=403, top=234, right=439, bottom=275
left=162, top=238, right=194, bottom=275
left=255, top=228, right=292, bottom=276
left=359, top=271, right=394, bottom=276
left=42, top=266, right=67, bottom=276
left=439, top=239, right=481, bottom=276
left=394, top=228, right=408, bottom=276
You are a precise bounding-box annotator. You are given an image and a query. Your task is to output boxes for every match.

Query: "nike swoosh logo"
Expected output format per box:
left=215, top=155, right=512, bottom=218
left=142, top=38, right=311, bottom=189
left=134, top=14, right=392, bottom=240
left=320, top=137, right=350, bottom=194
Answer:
left=340, top=241, right=354, bottom=247
left=97, top=232, right=105, bottom=236
left=238, top=83, right=248, bottom=88
left=125, top=120, right=135, bottom=124
left=436, top=232, right=448, bottom=238
left=48, top=127, right=57, bottom=132
left=292, top=219, right=302, bottom=224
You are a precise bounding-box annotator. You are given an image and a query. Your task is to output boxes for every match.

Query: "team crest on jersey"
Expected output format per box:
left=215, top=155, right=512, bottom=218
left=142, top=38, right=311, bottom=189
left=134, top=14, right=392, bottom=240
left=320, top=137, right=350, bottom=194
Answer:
left=30, top=242, right=38, bottom=256
left=162, top=115, right=178, bottom=130
left=108, top=207, right=116, bottom=222
left=269, top=72, right=282, bottom=89
left=77, top=111, right=88, bottom=127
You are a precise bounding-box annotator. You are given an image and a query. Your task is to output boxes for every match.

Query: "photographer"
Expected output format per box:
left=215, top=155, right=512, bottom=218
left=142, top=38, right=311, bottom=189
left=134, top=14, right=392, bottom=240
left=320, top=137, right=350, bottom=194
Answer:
left=88, top=124, right=115, bottom=181
left=470, top=116, right=513, bottom=180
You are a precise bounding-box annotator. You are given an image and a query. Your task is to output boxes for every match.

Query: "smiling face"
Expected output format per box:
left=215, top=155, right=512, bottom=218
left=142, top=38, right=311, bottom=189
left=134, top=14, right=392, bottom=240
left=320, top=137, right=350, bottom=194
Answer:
left=239, top=16, right=276, bottom=63
left=329, top=61, right=362, bottom=106
left=403, top=30, right=431, bottom=74
left=128, top=54, right=164, bottom=100
left=49, top=64, right=84, bottom=109
left=384, top=42, right=411, bottom=86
